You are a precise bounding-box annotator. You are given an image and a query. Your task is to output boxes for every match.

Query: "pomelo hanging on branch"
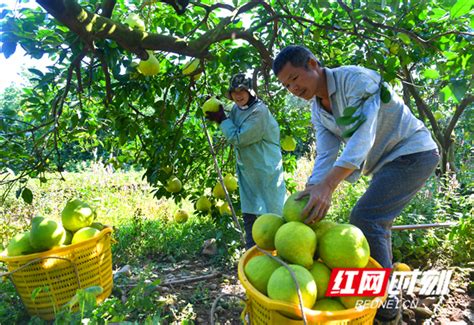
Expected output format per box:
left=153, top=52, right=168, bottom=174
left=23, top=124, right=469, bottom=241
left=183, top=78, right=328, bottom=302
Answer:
left=137, top=51, right=160, bottom=76
left=182, top=58, right=200, bottom=75
left=281, top=135, right=297, bottom=152
left=124, top=13, right=145, bottom=31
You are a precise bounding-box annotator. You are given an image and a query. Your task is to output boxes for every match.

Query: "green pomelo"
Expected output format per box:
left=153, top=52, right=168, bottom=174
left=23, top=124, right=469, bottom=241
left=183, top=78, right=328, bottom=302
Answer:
left=281, top=136, right=297, bottom=152
left=282, top=192, right=309, bottom=222
left=137, top=51, right=160, bottom=76
left=124, top=13, right=145, bottom=31
left=244, top=255, right=281, bottom=295
left=339, top=296, right=373, bottom=309
left=212, top=182, right=225, bottom=199
left=71, top=227, right=100, bottom=245
left=195, top=196, right=212, bottom=212
left=275, top=222, right=316, bottom=269
left=311, top=220, right=338, bottom=258
left=90, top=222, right=105, bottom=231
left=29, top=216, right=66, bottom=251
left=267, top=264, right=317, bottom=309
left=310, top=220, right=337, bottom=237
left=313, top=298, right=346, bottom=311
left=202, top=97, right=222, bottom=114
left=174, top=209, right=189, bottom=223
left=218, top=202, right=231, bottom=216
left=61, top=198, right=95, bottom=232
left=7, top=231, right=36, bottom=256
left=165, top=176, right=182, bottom=193
left=252, top=213, right=285, bottom=250
left=224, top=174, right=238, bottom=192
left=182, top=58, right=200, bottom=75
left=309, top=261, right=332, bottom=300
left=63, top=230, right=74, bottom=245
left=319, top=224, right=370, bottom=269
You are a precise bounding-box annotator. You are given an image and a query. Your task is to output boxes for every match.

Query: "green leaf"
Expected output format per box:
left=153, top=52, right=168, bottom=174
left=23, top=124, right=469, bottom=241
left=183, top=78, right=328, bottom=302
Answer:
left=342, top=116, right=366, bottom=138
left=397, top=32, right=411, bottom=45
left=380, top=84, right=391, bottom=103
left=21, top=187, right=33, bottom=204
left=343, top=106, right=358, bottom=116
left=450, top=0, right=473, bottom=18
left=1, top=41, right=17, bottom=58
left=450, top=80, right=468, bottom=102
left=423, top=69, right=440, bottom=79
left=336, top=115, right=359, bottom=126
left=28, top=68, right=44, bottom=77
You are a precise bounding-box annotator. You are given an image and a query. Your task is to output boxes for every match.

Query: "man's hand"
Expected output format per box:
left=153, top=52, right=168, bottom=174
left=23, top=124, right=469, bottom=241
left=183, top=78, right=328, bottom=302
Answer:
left=297, top=182, right=335, bottom=225
left=205, top=105, right=227, bottom=124
left=298, top=166, right=354, bottom=225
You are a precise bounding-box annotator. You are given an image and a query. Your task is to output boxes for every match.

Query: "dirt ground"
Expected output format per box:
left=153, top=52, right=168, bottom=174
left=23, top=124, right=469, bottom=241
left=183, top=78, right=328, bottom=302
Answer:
left=117, top=257, right=473, bottom=325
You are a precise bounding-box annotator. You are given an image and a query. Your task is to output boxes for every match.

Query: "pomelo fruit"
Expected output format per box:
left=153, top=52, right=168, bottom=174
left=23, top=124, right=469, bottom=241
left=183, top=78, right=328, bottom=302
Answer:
left=275, top=221, right=316, bottom=269
left=124, top=13, right=145, bottom=31
left=137, top=51, right=160, bottom=76
left=318, top=224, right=370, bottom=269
left=61, top=198, right=95, bottom=232
left=252, top=213, right=285, bottom=250
left=71, top=227, right=100, bottom=245
left=174, top=209, right=189, bottom=223
left=212, top=182, right=225, bottom=199
left=393, top=262, right=411, bottom=272
left=267, top=264, right=317, bottom=309
left=223, top=174, right=238, bottom=192
left=282, top=192, right=309, bottom=222
left=309, top=261, right=332, bottom=300
left=29, top=216, right=66, bottom=251
left=63, top=230, right=74, bottom=245
left=281, top=135, right=297, bottom=152
left=195, top=196, right=212, bottom=212
left=90, top=222, right=105, bottom=231
left=202, top=97, right=222, bottom=114
left=244, top=255, right=281, bottom=295
left=218, top=202, right=231, bottom=216
left=313, top=298, right=346, bottom=311
left=182, top=58, right=200, bottom=75
left=165, top=176, right=182, bottom=193
left=311, top=220, right=338, bottom=258
left=310, top=220, right=337, bottom=237
left=7, top=231, right=36, bottom=256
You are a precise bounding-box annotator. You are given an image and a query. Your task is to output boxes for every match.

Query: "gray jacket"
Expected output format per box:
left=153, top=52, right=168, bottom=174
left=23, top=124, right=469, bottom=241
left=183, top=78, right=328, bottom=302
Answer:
left=309, top=66, right=437, bottom=184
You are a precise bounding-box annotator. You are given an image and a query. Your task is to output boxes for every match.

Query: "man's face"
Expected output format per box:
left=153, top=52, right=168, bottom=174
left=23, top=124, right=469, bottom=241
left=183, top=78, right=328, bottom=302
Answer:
left=276, top=61, right=319, bottom=100
left=230, top=89, right=250, bottom=107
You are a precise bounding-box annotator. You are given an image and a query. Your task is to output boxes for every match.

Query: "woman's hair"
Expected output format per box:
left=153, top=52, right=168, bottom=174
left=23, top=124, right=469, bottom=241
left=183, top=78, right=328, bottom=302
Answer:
left=272, top=45, right=320, bottom=76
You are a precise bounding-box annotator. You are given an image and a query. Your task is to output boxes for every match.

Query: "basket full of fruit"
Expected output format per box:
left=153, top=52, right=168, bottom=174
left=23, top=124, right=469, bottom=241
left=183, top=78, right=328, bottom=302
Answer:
left=0, top=198, right=113, bottom=320
left=237, top=192, right=387, bottom=324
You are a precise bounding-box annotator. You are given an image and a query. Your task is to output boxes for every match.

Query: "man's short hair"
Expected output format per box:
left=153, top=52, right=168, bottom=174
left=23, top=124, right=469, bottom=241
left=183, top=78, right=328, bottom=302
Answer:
left=272, top=45, right=320, bottom=76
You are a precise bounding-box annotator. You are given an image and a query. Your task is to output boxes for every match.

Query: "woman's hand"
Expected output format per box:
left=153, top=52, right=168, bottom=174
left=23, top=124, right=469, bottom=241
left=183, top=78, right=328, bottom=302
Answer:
left=205, top=105, right=227, bottom=124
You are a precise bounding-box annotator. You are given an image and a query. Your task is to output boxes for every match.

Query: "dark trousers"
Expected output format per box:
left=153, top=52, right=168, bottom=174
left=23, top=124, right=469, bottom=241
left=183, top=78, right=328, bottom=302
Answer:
left=349, top=149, right=439, bottom=319
left=242, top=213, right=257, bottom=249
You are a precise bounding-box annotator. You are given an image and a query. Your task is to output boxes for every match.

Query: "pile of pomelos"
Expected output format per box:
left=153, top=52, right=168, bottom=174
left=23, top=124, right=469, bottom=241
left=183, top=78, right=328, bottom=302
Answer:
left=244, top=192, right=374, bottom=314
left=5, top=198, right=106, bottom=257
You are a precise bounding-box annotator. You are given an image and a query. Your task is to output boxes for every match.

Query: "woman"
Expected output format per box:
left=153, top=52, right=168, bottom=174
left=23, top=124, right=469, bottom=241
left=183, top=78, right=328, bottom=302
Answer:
left=206, top=73, right=286, bottom=249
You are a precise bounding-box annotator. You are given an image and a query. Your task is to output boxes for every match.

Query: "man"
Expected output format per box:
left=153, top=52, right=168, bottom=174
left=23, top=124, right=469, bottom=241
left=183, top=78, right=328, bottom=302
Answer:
left=272, top=45, right=439, bottom=323
left=206, top=73, right=286, bottom=249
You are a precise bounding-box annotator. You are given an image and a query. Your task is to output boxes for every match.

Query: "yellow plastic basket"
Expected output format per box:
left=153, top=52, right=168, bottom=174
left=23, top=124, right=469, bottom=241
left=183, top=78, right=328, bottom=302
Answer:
left=0, top=227, right=113, bottom=320
left=238, top=246, right=387, bottom=325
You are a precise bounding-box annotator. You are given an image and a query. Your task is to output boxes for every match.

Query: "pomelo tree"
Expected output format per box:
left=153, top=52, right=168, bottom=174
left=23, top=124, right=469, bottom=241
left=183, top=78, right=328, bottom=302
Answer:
left=1, top=0, right=472, bottom=203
